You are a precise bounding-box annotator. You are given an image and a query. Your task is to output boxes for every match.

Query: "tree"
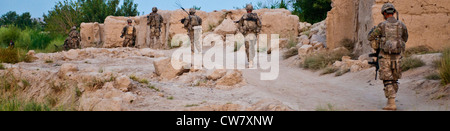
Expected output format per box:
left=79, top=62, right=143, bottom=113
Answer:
left=0, top=11, right=19, bottom=26
left=43, top=0, right=81, bottom=35
left=117, top=0, right=139, bottom=17
left=0, top=11, right=41, bottom=29
left=79, top=0, right=139, bottom=23
left=44, top=0, right=139, bottom=35
left=291, top=0, right=332, bottom=24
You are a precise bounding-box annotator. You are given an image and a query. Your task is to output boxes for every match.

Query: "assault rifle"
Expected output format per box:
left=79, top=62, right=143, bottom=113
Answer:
left=368, top=26, right=380, bottom=80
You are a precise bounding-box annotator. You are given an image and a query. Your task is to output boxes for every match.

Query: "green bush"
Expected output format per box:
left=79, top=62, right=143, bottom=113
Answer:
left=0, top=97, right=52, bottom=111
left=0, top=26, right=20, bottom=46
left=439, top=48, right=450, bottom=85
left=401, top=57, right=425, bottom=71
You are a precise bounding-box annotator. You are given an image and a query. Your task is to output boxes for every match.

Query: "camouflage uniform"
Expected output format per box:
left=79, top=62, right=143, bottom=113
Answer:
left=183, top=8, right=202, bottom=53
left=237, top=4, right=262, bottom=67
left=121, top=19, right=137, bottom=47
left=368, top=3, right=408, bottom=110
left=64, top=26, right=81, bottom=50
left=147, top=7, right=164, bottom=49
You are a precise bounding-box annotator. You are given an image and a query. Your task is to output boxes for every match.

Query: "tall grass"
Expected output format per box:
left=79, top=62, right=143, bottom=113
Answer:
left=439, top=48, right=450, bottom=85
left=0, top=97, right=52, bottom=111
left=1, top=25, right=58, bottom=52
left=401, top=57, right=425, bottom=71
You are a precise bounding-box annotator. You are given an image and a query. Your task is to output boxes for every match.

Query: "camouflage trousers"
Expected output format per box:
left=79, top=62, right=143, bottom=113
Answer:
left=123, top=38, right=135, bottom=47
left=64, top=38, right=80, bottom=50
left=150, top=27, right=162, bottom=49
left=188, top=31, right=195, bottom=53
left=244, top=33, right=257, bottom=62
left=379, top=56, right=402, bottom=98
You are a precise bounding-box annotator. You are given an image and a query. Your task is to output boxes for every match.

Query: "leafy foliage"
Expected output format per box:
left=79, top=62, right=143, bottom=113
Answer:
left=0, top=11, right=42, bottom=29
left=44, top=0, right=139, bottom=35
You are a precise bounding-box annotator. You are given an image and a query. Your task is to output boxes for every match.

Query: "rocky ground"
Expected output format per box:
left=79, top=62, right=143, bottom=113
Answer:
left=1, top=47, right=448, bottom=111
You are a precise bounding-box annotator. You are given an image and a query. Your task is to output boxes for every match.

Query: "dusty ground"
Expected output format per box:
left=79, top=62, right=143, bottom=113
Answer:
left=1, top=48, right=448, bottom=111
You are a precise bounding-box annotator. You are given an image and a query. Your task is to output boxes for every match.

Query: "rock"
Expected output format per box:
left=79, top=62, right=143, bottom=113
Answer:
left=115, top=75, right=132, bottom=92
left=153, top=57, right=189, bottom=80
left=79, top=83, right=132, bottom=111
left=216, top=69, right=243, bottom=86
left=139, top=48, right=165, bottom=58
left=313, top=43, right=324, bottom=50
left=278, top=38, right=290, bottom=49
left=333, top=55, right=371, bottom=73
left=58, top=63, right=78, bottom=77
left=27, top=50, right=35, bottom=58
left=296, top=43, right=303, bottom=49
left=122, top=92, right=136, bottom=103
left=298, top=22, right=312, bottom=33
left=298, top=45, right=313, bottom=57
left=298, top=35, right=310, bottom=45
left=358, top=53, right=371, bottom=62
left=213, top=19, right=237, bottom=36
left=207, top=69, right=227, bottom=80
left=63, top=49, right=79, bottom=60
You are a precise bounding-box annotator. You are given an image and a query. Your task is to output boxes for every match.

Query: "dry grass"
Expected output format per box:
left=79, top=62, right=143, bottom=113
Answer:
left=401, top=57, right=425, bottom=71
left=302, top=48, right=350, bottom=70
left=404, top=45, right=434, bottom=57
left=320, top=67, right=338, bottom=75
left=283, top=47, right=298, bottom=59
left=439, top=48, right=450, bottom=85
left=335, top=68, right=350, bottom=77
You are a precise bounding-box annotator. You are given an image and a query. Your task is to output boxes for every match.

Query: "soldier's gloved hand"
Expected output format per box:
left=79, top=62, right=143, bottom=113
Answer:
left=120, top=35, right=124, bottom=38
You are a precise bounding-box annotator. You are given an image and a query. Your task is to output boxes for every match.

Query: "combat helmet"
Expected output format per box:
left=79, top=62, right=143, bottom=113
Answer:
left=71, top=26, right=77, bottom=30
left=246, top=4, right=253, bottom=11
left=127, top=19, right=132, bottom=23
left=381, top=3, right=396, bottom=14
left=152, top=7, right=158, bottom=13
left=189, top=8, right=196, bottom=15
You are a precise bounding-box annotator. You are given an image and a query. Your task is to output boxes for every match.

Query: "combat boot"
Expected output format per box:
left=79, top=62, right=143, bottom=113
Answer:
left=382, top=98, right=397, bottom=111
left=248, top=61, right=254, bottom=68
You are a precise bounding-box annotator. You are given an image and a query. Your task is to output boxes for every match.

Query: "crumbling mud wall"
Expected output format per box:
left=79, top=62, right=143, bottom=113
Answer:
left=327, top=0, right=450, bottom=56
left=372, top=0, right=450, bottom=50
left=80, top=9, right=299, bottom=49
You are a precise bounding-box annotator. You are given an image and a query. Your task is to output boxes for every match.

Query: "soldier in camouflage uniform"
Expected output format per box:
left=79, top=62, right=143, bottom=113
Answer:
left=147, top=7, right=164, bottom=49
left=368, top=3, right=408, bottom=111
left=237, top=4, right=262, bottom=68
left=121, top=19, right=137, bottom=47
left=64, top=26, right=81, bottom=50
left=183, top=8, right=202, bottom=53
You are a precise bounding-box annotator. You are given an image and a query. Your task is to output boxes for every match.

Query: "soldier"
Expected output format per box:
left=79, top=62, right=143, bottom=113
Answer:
left=147, top=7, right=164, bottom=49
left=237, top=4, right=262, bottom=68
left=64, top=26, right=81, bottom=50
left=121, top=19, right=137, bottom=47
left=183, top=8, right=202, bottom=53
left=368, top=3, right=408, bottom=111
left=9, top=40, right=14, bottom=49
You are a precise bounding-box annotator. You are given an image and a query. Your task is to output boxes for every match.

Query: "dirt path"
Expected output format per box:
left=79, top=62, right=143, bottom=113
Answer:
left=133, top=51, right=449, bottom=111
left=239, top=54, right=449, bottom=111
